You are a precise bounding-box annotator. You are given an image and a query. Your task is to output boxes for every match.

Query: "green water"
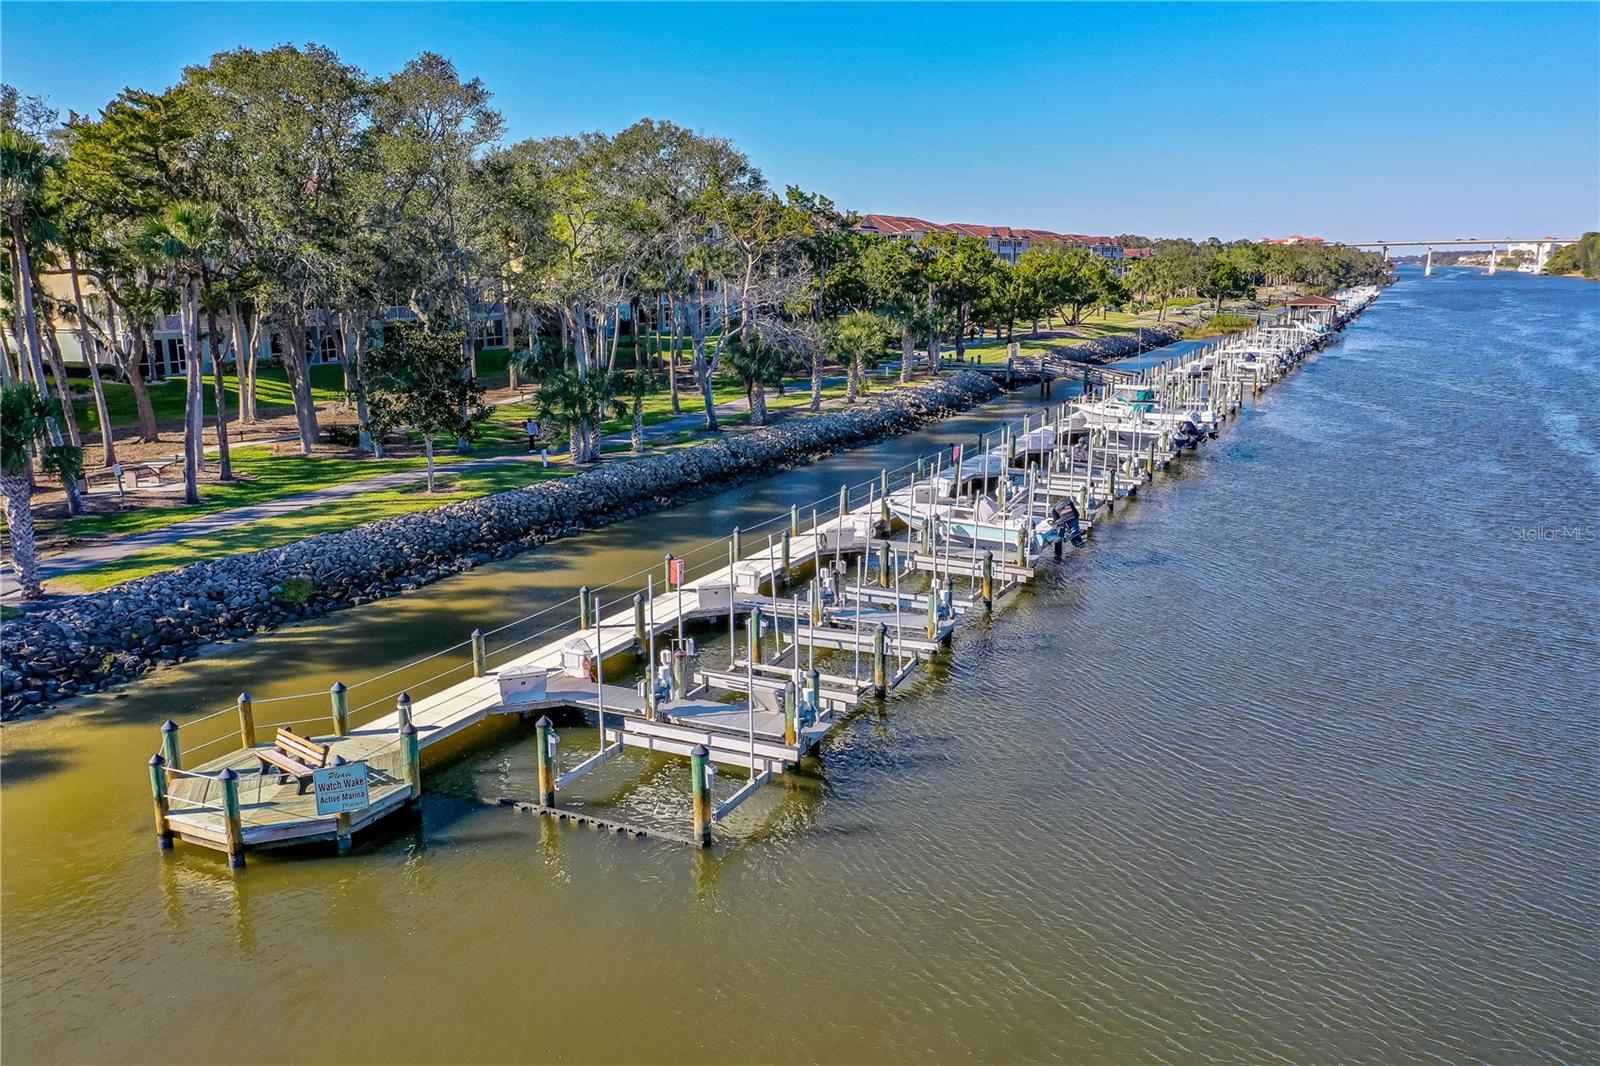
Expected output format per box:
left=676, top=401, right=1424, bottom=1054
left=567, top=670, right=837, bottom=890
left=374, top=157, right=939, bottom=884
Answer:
left=3, top=269, right=1596, bottom=1064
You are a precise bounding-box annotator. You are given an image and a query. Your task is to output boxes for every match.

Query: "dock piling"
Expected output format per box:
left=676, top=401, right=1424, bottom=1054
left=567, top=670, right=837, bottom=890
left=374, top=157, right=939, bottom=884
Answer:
left=878, top=541, right=891, bottom=589
left=396, top=692, right=413, bottom=732
left=982, top=551, right=994, bottom=611
left=471, top=628, right=487, bottom=677
left=330, top=681, right=350, bottom=737
left=783, top=682, right=797, bottom=745
left=731, top=527, right=743, bottom=562
left=633, top=593, right=647, bottom=654
left=331, top=754, right=353, bottom=853
left=691, top=745, right=712, bottom=847
left=236, top=692, right=256, bottom=749
left=219, top=768, right=244, bottom=869
left=160, top=719, right=181, bottom=773
left=579, top=586, right=593, bottom=631
left=535, top=717, right=556, bottom=807
left=148, top=755, right=172, bottom=851
left=873, top=624, right=888, bottom=697
left=401, top=722, right=422, bottom=805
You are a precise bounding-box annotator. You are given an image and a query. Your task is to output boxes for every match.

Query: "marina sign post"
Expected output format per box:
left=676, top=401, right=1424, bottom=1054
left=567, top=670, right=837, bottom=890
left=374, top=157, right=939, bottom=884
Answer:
left=314, top=761, right=371, bottom=816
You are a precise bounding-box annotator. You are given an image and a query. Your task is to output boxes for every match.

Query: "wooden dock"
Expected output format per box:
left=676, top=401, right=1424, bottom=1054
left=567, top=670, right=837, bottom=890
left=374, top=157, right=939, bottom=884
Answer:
left=147, top=290, right=1380, bottom=862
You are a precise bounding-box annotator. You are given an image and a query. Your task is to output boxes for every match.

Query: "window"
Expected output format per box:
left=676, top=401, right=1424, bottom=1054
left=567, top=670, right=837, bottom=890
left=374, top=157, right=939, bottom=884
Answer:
left=481, top=317, right=506, bottom=348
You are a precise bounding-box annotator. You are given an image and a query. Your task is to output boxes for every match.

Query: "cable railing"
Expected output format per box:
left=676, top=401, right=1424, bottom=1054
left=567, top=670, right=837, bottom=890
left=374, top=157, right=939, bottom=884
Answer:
left=161, top=394, right=1068, bottom=761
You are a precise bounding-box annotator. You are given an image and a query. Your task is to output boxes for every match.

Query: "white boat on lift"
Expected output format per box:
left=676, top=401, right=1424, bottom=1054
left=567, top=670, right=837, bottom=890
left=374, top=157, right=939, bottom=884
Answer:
left=943, top=494, right=1060, bottom=552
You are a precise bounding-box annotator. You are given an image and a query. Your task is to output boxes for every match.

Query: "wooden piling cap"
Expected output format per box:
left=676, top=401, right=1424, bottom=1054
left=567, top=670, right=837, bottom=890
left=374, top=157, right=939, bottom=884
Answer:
left=161, top=719, right=178, bottom=733
left=400, top=722, right=417, bottom=737
left=690, top=744, right=709, bottom=757
left=397, top=691, right=412, bottom=706
left=218, top=767, right=238, bottom=781
left=238, top=691, right=251, bottom=703
left=472, top=627, right=485, bottom=638
left=330, top=681, right=347, bottom=693
left=536, top=715, right=553, bottom=728
left=332, top=754, right=347, bottom=767
left=149, top=754, right=165, bottom=766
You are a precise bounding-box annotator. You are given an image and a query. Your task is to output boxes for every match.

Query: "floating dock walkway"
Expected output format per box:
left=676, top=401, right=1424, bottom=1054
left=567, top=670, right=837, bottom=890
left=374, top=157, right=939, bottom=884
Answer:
left=147, top=288, right=1381, bottom=864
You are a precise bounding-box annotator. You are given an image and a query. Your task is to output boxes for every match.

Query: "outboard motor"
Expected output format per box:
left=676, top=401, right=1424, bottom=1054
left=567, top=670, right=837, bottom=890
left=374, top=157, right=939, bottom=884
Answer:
left=1053, top=498, right=1087, bottom=548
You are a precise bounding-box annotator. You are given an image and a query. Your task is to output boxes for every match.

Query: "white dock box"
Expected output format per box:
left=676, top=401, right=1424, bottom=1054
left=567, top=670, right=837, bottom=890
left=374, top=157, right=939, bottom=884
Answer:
left=733, top=562, right=766, bottom=594
left=497, top=665, right=550, bottom=706
left=692, top=583, right=733, bottom=613
left=560, top=639, right=595, bottom=679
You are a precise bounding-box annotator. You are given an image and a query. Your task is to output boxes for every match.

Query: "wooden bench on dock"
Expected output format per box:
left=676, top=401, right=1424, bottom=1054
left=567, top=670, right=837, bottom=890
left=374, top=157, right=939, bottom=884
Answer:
left=256, top=729, right=332, bottom=794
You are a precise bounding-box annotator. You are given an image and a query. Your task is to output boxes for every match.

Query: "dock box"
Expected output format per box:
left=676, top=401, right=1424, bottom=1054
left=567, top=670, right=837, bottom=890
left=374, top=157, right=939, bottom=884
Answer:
left=691, top=583, right=733, bottom=613
left=560, top=639, right=595, bottom=679
left=732, top=563, right=767, bottom=594
left=497, top=666, right=550, bottom=706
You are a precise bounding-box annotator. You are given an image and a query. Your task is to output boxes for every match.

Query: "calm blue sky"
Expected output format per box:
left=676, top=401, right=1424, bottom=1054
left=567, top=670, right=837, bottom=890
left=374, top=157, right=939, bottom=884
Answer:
left=3, top=2, right=1596, bottom=242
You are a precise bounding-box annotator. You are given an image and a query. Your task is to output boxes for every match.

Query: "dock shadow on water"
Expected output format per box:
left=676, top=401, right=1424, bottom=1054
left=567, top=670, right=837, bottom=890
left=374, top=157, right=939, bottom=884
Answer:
left=3, top=270, right=1598, bottom=1064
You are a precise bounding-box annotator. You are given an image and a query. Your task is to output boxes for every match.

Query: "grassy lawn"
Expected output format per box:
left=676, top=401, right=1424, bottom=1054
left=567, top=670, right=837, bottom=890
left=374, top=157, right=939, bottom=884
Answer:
left=51, top=445, right=456, bottom=541
left=70, top=347, right=517, bottom=435
left=56, top=464, right=574, bottom=593
left=1184, top=314, right=1257, bottom=340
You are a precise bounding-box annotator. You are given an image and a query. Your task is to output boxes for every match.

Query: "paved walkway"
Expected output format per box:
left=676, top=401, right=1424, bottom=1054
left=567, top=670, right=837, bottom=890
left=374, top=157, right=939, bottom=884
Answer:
left=0, top=383, right=837, bottom=600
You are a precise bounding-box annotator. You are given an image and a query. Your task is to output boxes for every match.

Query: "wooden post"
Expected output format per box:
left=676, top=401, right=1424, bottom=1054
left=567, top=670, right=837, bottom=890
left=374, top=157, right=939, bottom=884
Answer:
left=925, top=581, right=938, bottom=640
left=330, top=754, right=353, bottom=854
left=396, top=692, right=413, bottom=732
left=148, top=754, right=172, bottom=851
left=671, top=649, right=689, bottom=700
left=236, top=692, right=256, bottom=749
left=838, top=484, right=848, bottom=520
left=731, top=526, right=743, bottom=561
left=879, top=469, right=890, bottom=524
left=471, top=627, right=487, bottom=677
left=664, top=553, right=676, bottom=587
left=633, top=592, right=647, bottom=654
left=982, top=551, right=994, bottom=611
left=535, top=716, right=555, bottom=807
left=1107, top=464, right=1117, bottom=510
left=690, top=745, right=712, bottom=847
left=790, top=504, right=799, bottom=536
left=579, top=586, right=593, bottom=631
left=873, top=624, right=888, bottom=697
left=780, top=530, right=791, bottom=582
left=1146, top=439, right=1156, bottom=476
left=807, top=667, right=821, bottom=719
left=783, top=682, right=797, bottom=746
left=809, top=576, right=822, bottom=626
left=878, top=540, right=891, bottom=589
left=401, top=722, right=422, bottom=806
left=330, top=681, right=349, bottom=737
left=219, top=767, right=244, bottom=869
left=160, top=719, right=181, bottom=773
left=749, top=606, right=763, bottom=664
left=1016, top=524, right=1028, bottom=567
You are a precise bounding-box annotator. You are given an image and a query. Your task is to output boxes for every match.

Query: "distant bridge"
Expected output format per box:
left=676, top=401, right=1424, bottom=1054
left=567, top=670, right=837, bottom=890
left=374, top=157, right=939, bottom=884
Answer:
left=1343, top=237, right=1583, bottom=276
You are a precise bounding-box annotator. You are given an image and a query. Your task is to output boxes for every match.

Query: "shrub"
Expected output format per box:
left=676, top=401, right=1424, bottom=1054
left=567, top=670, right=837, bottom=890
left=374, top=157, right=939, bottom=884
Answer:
left=275, top=577, right=314, bottom=605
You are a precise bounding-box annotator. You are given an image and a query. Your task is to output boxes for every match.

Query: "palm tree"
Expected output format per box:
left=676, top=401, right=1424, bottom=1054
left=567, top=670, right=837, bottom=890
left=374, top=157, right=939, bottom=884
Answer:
left=136, top=202, right=227, bottom=504
left=619, top=365, right=660, bottom=454
left=720, top=332, right=794, bottom=426
left=1, top=383, right=83, bottom=599
left=2, top=128, right=85, bottom=516
left=0, top=129, right=52, bottom=390
left=831, top=311, right=890, bottom=404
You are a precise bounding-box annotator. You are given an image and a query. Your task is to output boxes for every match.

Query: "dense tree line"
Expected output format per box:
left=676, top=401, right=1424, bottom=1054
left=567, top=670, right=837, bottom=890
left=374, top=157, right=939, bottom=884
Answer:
left=0, top=49, right=1389, bottom=598
left=1543, top=233, right=1599, bottom=279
